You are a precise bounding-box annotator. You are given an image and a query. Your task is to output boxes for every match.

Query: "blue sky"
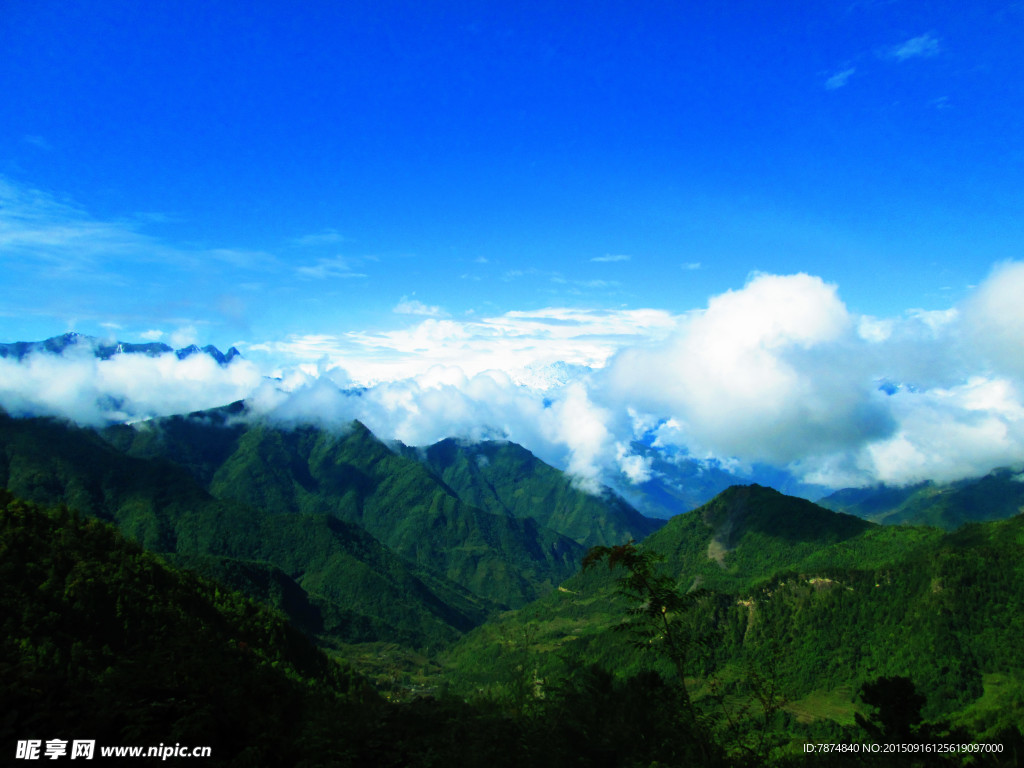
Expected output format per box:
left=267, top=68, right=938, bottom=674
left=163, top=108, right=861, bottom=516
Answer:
left=3, top=2, right=1024, bottom=490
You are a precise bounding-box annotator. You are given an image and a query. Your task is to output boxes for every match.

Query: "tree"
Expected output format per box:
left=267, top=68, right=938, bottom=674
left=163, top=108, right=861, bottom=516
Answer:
left=582, top=543, right=707, bottom=738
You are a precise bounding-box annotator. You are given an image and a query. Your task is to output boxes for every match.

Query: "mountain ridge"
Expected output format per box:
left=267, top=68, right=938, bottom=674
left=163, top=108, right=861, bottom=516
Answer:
left=819, top=466, right=1024, bottom=529
left=0, top=332, right=240, bottom=365
left=0, top=408, right=497, bottom=649
left=106, top=410, right=589, bottom=608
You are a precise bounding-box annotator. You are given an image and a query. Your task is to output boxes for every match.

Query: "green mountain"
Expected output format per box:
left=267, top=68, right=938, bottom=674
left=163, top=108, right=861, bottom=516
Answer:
left=7, top=394, right=1024, bottom=763
left=407, top=437, right=663, bottom=547
left=105, top=408, right=587, bottom=608
left=5, top=491, right=643, bottom=768
left=0, top=410, right=495, bottom=649
left=443, top=485, right=1024, bottom=745
left=15, top=484, right=810, bottom=768
left=819, top=466, right=1024, bottom=529
left=0, top=491, right=382, bottom=764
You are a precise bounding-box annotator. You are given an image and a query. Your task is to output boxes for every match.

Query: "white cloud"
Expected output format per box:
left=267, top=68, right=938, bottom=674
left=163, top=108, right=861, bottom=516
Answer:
left=0, top=178, right=280, bottom=280
left=616, top=441, right=654, bottom=484
left=850, top=377, right=1024, bottom=486
left=601, top=272, right=892, bottom=464
left=393, top=297, right=446, bottom=317
left=0, top=350, right=263, bottom=426
left=241, top=264, right=1024, bottom=490
left=960, top=261, right=1024, bottom=380
left=295, top=256, right=366, bottom=280
left=591, top=254, right=631, bottom=263
left=258, top=307, right=679, bottom=385
left=888, top=33, right=941, bottom=61
left=290, top=229, right=348, bottom=247
left=23, top=135, right=53, bottom=151
left=0, top=176, right=285, bottom=335
left=856, top=316, right=892, bottom=342
left=0, top=178, right=151, bottom=279
left=247, top=366, right=639, bottom=494
left=825, top=67, right=856, bottom=90
left=169, top=326, right=199, bottom=348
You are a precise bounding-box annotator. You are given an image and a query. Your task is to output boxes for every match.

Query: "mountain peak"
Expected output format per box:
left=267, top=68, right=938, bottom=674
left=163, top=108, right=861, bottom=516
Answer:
left=656, top=483, right=872, bottom=562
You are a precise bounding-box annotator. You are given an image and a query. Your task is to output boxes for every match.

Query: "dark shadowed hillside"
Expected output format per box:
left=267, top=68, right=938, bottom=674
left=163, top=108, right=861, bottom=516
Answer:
left=0, top=491, right=381, bottom=764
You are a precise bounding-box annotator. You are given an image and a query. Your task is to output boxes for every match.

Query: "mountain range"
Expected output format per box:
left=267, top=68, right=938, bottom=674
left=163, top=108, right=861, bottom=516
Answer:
left=0, top=332, right=240, bottom=365
left=3, top=349, right=1024, bottom=763
left=0, top=401, right=663, bottom=650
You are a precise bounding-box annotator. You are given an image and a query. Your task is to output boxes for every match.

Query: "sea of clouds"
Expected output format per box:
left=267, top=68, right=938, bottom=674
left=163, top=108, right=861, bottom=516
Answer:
left=3, top=263, right=1024, bottom=493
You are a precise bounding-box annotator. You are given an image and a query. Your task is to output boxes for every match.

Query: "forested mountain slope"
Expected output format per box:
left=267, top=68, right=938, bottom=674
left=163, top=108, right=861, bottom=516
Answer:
left=0, top=491, right=381, bottom=764
left=3, top=492, right=640, bottom=768
left=0, top=410, right=495, bottom=649
left=408, top=436, right=663, bottom=546
left=444, top=485, right=1024, bottom=745
left=103, top=407, right=587, bottom=607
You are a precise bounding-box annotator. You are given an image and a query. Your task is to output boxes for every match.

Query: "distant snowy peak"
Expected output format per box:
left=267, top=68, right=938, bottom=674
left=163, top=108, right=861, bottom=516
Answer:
left=0, top=333, right=241, bottom=366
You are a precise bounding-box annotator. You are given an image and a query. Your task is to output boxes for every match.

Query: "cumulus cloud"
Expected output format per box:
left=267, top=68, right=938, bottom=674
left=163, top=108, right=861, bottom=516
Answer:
left=596, top=265, right=1024, bottom=488
left=959, top=261, right=1024, bottom=380
left=600, top=273, right=893, bottom=464
left=246, top=365, right=639, bottom=493
left=860, top=377, right=1024, bottom=485
left=253, top=268, right=1024, bottom=492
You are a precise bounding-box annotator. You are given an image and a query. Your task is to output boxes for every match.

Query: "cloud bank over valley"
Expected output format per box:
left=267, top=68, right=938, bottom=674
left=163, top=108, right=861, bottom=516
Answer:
left=3, top=265, right=1024, bottom=495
